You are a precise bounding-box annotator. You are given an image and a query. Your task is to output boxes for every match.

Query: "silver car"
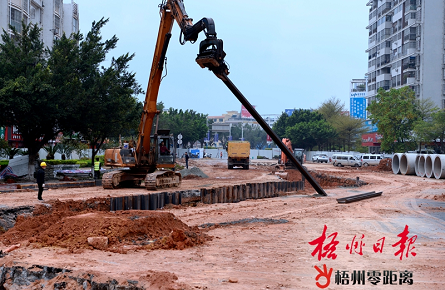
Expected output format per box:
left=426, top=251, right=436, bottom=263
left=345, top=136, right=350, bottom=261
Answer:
left=316, top=154, right=329, bottom=163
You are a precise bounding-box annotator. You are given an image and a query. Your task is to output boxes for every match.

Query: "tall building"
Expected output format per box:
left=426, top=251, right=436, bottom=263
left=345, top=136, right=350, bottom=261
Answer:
left=366, top=0, right=445, bottom=109
left=0, top=0, right=79, bottom=47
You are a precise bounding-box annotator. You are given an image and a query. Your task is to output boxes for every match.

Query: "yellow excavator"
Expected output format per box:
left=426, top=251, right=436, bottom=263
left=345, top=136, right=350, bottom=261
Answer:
left=102, top=0, right=228, bottom=190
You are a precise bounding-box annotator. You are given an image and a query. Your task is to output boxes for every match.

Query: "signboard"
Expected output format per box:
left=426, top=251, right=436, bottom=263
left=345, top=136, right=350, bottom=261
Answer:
left=0, top=127, right=5, bottom=139
left=350, top=92, right=366, bottom=98
left=241, top=105, right=255, bottom=118
left=364, top=120, right=378, bottom=133
left=362, top=132, right=382, bottom=147
left=285, top=109, right=295, bottom=117
left=350, top=98, right=367, bottom=119
left=267, top=135, right=272, bottom=142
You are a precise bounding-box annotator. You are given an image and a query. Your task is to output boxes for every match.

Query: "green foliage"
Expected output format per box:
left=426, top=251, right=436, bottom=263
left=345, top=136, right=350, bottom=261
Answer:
left=0, top=20, right=142, bottom=175
left=158, top=108, right=208, bottom=147
left=330, top=115, right=367, bottom=152
left=229, top=123, right=267, bottom=149
left=273, top=109, right=336, bottom=150
left=367, top=87, right=419, bottom=152
left=0, top=22, right=58, bottom=167
left=43, top=144, right=60, bottom=160
left=0, top=160, right=9, bottom=166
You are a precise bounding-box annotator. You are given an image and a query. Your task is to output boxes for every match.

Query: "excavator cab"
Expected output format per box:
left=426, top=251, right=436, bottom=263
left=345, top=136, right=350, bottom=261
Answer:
left=154, top=132, right=176, bottom=168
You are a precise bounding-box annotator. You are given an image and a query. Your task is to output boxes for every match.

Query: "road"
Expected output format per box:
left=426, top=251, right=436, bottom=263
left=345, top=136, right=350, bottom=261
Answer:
left=0, top=159, right=444, bottom=289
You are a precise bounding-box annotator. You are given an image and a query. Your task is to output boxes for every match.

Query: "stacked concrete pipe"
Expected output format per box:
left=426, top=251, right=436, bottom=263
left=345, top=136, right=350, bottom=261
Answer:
left=414, top=155, right=421, bottom=176
left=425, top=154, right=436, bottom=178
left=392, top=153, right=403, bottom=174
left=417, top=155, right=427, bottom=177
left=400, top=153, right=417, bottom=175
left=433, top=155, right=445, bottom=179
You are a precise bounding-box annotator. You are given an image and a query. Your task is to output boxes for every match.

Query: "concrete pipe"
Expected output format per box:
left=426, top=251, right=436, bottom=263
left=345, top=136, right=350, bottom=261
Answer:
left=414, top=155, right=421, bottom=176
left=425, top=154, right=436, bottom=178
left=400, top=153, right=417, bottom=175
left=418, top=155, right=426, bottom=177
left=433, top=155, right=445, bottom=179
left=392, top=153, right=403, bottom=174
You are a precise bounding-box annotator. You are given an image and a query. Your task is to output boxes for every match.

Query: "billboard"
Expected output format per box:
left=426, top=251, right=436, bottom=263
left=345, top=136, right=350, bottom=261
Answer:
left=350, top=97, right=367, bottom=119
left=0, top=127, right=4, bottom=139
left=362, top=132, right=382, bottom=147
left=241, top=105, right=255, bottom=118
left=364, top=120, right=378, bottom=133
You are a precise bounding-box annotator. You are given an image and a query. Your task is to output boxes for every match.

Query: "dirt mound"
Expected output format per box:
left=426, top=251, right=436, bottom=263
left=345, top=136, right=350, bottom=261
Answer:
left=0, top=199, right=211, bottom=253
left=377, top=158, right=392, bottom=171
left=179, top=167, right=209, bottom=178
left=284, top=169, right=366, bottom=188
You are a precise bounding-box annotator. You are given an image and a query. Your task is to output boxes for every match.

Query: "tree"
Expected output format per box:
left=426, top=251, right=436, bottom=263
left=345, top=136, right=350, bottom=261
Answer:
left=330, top=115, right=367, bottom=152
left=53, top=18, right=143, bottom=166
left=367, top=87, right=419, bottom=152
left=0, top=20, right=143, bottom=177
left=0, top=23, right=60, bottom=175
left=272, top=109, right=336, bottom=150
left=431, top=110, right=445, bottom=153
left=318, top=97, right=345, bottom=122
left=230, top=123, right=267, bottom=149
left=158, top=107, right=208, bottom=148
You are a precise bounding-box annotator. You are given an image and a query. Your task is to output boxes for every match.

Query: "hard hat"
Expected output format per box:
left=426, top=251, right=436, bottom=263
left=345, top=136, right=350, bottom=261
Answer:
left=40, top=162, right=47, bottom=167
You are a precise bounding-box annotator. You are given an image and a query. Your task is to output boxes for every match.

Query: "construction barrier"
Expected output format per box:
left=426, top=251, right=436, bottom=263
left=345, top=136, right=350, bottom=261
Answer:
left=200, top=180, right=304, bottom=205
left=110, top=180, right=304, bottom=211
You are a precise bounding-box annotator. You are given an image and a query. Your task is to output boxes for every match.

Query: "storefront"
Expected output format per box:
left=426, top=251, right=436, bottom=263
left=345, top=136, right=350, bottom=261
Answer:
left=362, top=132, right=382, bottom=153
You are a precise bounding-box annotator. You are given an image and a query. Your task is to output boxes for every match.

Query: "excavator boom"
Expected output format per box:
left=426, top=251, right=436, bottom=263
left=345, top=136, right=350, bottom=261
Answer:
left=103, top=0, right=222, bottom=190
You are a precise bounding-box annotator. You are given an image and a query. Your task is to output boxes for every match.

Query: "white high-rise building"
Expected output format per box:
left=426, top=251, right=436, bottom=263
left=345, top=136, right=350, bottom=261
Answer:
left=366, top=0, right=445, bottom=109
left=0, top=0, right=79, bottom=47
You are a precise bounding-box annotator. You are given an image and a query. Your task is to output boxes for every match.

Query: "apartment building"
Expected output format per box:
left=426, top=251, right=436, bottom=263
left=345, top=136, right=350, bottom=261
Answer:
left=0, top=0, right=79, bottom=47
left=366, top=0, right=445, bottom=109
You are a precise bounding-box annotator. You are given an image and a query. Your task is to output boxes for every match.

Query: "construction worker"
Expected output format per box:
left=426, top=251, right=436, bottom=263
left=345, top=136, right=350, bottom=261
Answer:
left=185, top=152, right=189, bottom=169
left=94, top=157, right=101, bottom=179
left=36, top=162, right=46, bottom=201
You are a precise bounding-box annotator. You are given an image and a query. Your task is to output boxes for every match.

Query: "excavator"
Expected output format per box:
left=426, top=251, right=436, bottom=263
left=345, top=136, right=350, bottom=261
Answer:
left=102, top=0, right=227, bottom=190
left=103, top=0, right=327, bottom=196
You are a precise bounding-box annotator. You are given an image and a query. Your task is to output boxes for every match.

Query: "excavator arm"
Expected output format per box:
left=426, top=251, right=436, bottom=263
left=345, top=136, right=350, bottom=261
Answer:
left=136, top=0, right=222, bottom=166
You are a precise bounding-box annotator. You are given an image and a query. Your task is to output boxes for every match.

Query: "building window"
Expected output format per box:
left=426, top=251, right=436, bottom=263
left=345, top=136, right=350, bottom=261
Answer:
left=10, top=7, right=22, bottom=32
left=73, top=17, right=78, bottom=33
left=55, top=0, right=61, bottom=14
left=54, top=15, right=60, bottom=34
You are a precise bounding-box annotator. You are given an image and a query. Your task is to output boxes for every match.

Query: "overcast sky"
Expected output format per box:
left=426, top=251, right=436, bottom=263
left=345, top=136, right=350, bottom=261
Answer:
left=74, top=0, right=369, bottom=117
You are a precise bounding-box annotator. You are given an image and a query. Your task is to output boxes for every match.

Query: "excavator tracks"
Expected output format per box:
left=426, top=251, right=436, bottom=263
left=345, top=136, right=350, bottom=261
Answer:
left=144, top=171, right=182, bottom=190
left=102, top=171, right=126, bottom=189
left=102, top=170, right=181, bottom=190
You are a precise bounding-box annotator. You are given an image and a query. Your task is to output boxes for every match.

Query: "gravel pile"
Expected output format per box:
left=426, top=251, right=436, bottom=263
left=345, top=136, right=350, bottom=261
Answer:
left=179, top=167, right=209, bottom=178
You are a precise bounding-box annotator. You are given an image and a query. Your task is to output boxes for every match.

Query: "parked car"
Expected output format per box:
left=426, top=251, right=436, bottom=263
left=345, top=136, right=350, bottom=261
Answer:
left=361, top=154, right=384, bottom=166
left=311, top=154, right=320, bottom=162
left=331, top=154, right=362, bottom=167
left=316, top=154, right=329, bottom=163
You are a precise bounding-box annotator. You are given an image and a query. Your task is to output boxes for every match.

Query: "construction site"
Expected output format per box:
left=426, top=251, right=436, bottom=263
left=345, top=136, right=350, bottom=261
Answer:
left=0, top=158, right=444, bottom=289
